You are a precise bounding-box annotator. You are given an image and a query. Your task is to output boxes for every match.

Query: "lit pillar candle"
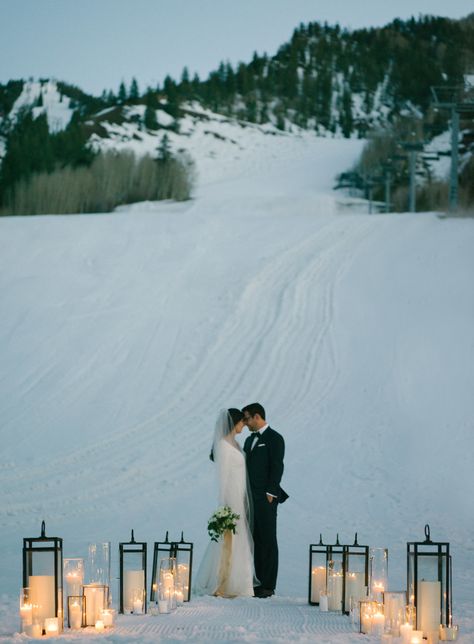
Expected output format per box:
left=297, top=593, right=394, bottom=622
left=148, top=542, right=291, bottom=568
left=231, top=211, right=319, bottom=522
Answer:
left=99, top=608, right=114, bottom=627
left=418, top=581, right=441, bottom=636
left=400, top=622, right=414, bottom=643
left=95, top=620, right=105, bottom=631
left=20, top=602, right=33, bottom=627
left=372, top=580, right=385, bottom=600
left=83, top=584, right=106, bottom=626
left=311, top=567, right=326, bottom=603
left=123, top=570, right=145, bottom=612
left=371, top=610, right=385, bottom=636
left=69, top=601, right=82, bottom=629
left=360, top=607, right=372, bottom=634
left=410, top=631, right=424, bottom=644
left=327, top=572, right=343, bottom=611
left=29, top=575, right=56, bottom=621
left=25, top=623, right=42, bottom=637
left=319, top=593, right=329, bottom=611
left=44, top=617, right=59, bottom=636
left=345, top=572, right=366, bottom=606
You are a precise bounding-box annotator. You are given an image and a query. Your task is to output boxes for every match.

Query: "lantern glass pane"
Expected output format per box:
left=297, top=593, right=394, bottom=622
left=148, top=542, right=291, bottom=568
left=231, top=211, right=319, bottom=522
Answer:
left=327, top=559, right=343, bottom=612
left=28, top=549, right=55, bottom=576
left=122, top=552, right=145, bottom=613
left=151, top=544, right=173, bottom=601
left=175, top=552, right=191, bottom=601
left=310, top=549, right=327, bottom=604
left=417, top=552, right=441, bottom=582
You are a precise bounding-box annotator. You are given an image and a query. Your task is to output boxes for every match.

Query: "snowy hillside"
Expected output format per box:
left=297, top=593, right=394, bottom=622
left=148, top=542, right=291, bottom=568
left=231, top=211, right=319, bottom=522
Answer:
left=0, top=131, right=473, bottom=642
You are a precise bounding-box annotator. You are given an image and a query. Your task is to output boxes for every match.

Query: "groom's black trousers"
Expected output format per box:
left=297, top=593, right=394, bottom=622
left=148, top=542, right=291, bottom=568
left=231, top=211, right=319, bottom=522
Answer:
left=252, top=496, right=278, bottom=591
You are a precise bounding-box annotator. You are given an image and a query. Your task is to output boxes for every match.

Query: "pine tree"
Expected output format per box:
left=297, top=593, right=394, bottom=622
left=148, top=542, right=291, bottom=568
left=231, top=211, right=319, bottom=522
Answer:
left=118, top=81, right=127, bottom=104
left=129, top=77, right=140, bottom=101
left=144, top=105, right=158, bottom=130
left=157, top=133, right=171, bottom=161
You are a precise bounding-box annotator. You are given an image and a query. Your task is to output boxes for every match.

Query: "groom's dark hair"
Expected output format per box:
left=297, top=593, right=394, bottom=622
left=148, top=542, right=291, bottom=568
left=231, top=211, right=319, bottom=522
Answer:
left=242, top=402, right=266, bottom=420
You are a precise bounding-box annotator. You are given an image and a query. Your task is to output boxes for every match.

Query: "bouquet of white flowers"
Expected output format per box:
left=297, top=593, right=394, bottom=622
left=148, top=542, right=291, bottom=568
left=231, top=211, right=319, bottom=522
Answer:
left=207, top=505, right=240, bottom=542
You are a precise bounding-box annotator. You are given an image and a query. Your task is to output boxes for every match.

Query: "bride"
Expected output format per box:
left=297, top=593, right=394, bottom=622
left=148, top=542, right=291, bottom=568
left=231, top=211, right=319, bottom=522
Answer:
left=194, top=408, right=257, bottom=598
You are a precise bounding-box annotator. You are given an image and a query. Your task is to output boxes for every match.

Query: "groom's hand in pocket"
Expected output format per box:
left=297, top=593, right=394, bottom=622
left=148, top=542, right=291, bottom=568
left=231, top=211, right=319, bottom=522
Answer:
left=266, top=494, right=274, bottom=503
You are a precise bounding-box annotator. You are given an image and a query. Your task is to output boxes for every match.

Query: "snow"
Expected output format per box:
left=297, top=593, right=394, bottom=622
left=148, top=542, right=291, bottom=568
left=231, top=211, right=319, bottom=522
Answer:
left=10, top=80, right=73, bottom=133
left=0, top=129, right=473, bottom=643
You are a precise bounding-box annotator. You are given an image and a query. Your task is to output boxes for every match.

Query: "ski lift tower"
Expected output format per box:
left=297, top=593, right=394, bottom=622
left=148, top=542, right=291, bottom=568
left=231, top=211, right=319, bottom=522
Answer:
left=431, top=83, right=474, bottom=212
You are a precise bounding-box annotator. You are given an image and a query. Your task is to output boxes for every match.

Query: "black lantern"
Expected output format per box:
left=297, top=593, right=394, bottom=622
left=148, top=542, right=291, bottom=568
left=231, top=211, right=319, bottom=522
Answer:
left=173, top=532, right=194, bottom=603
left=22, top=521, right=63, bottom=634
left=342, top=533, right=369, bottom=615
left=308, top=534, right=344, bottom=610
left=407, top=524, right=452, bottom=637
left=119, top=529, right=147, bottom=615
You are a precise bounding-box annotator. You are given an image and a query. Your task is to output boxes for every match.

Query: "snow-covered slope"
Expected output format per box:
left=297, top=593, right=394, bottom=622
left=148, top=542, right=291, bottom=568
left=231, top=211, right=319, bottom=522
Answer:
left=8, top=80, right=74, bottom=133
left=0, top=132, right=473, bottom=642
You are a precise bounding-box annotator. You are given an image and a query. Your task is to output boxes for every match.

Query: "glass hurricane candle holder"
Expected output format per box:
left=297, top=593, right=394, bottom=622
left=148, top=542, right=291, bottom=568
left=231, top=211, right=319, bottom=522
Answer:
left=88, top=543, right=111, bottom=587
left=99, top=607, right=115, bottom=627
left=369, top=547, right=388, bottom=601
left=44, top=617, right=59, bottom=636
left=383, top=591, right=407, bottom=635
left=158, top=584, right=171, bottom=613
left=64, top=559, right=84, bottom=598
left=359, top=599, right=378, bottom=634
left=67, top=595, right=85, bottom=629
left=20, top=588, right=33, bottom=631
left=161, top=557, right=178, bottom=611
left=82, top=583, right=108, bottom=626
left=439, top=624, right=459, bottom=641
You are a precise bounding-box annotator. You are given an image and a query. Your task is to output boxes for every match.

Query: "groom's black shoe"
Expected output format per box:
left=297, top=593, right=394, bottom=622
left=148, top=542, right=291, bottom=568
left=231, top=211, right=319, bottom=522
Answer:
left=254, top=587, right=274, bottom=598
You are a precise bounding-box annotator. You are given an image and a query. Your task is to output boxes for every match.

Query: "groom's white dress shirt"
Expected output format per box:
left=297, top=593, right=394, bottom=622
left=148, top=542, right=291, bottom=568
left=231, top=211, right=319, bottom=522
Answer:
left=250, top=425, right=277, bottom=498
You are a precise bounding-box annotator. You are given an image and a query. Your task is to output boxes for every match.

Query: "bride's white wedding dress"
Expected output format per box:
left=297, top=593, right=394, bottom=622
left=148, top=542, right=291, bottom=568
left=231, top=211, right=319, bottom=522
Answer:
left=194, top=416, right=256, bottom=598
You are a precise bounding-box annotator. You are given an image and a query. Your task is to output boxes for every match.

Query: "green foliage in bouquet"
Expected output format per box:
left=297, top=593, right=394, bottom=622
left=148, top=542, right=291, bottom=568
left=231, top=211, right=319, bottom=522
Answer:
left=207, top=506, right=240, bottom=542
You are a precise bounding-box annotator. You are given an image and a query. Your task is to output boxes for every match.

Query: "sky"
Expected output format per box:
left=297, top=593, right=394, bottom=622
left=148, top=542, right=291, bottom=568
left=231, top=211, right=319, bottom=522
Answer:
left=0, top=0, right=472, bottom=97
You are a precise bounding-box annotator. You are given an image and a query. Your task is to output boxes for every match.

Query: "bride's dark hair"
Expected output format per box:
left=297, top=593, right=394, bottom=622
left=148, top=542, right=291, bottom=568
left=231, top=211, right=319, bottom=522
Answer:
left=210, top=408, right=245, bottom=460
left=227, top=408, right=244, bottom=430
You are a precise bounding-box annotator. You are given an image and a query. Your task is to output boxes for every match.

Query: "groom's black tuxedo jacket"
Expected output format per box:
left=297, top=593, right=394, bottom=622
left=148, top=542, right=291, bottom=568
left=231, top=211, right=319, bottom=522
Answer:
left=244, top=427, right=289, bottom=503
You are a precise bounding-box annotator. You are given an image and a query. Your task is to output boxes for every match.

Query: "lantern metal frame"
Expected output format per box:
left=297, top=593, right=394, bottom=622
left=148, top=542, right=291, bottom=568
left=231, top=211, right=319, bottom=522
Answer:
left=22, top=520, right=63, bottom=632
left=407, top=524, right=451, bottom=631
left=119, top=529, right=147, bottom=615
left=308, top=534, right=344, bottom=607
left=172, top=532, right=194, bottom=603
left=342, top=533, right=369, bottom=615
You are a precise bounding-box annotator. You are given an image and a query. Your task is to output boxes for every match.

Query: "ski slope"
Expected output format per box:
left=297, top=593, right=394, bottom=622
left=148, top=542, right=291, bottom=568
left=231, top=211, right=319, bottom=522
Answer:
left=0, top=133, right=473, bottom=642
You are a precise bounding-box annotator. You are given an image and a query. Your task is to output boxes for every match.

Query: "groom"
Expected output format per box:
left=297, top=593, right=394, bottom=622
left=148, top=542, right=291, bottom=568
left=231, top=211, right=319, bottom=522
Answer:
left=242, top=402, right=288, bottom=598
